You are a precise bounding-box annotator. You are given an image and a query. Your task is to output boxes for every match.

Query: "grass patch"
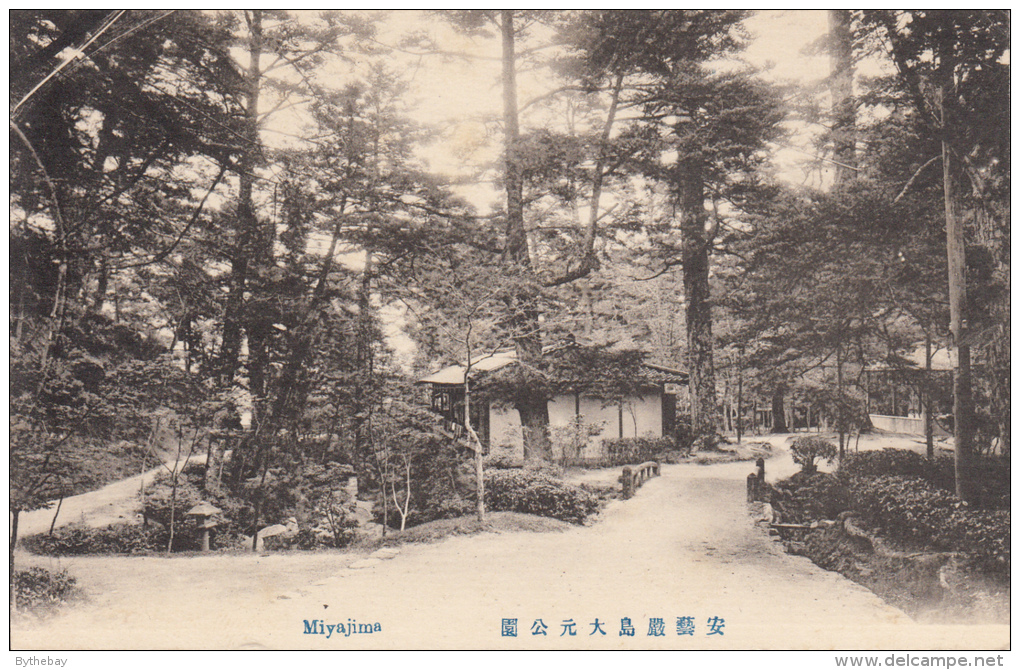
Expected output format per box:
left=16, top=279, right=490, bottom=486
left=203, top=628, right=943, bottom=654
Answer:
left=374, top=511, right=572, bottom=546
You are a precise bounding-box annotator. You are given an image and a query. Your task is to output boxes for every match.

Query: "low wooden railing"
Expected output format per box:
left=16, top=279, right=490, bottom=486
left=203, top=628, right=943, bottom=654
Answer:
left=619, top=461, right=660, bottom=499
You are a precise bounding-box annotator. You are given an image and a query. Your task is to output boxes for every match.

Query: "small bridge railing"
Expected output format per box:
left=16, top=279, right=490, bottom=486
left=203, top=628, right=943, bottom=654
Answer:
left=619, top=461, right=660, bottom=499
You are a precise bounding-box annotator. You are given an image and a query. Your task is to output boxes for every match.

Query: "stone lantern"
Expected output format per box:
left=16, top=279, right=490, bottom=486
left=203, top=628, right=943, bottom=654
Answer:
left=186, top=502, right=221, bottom=552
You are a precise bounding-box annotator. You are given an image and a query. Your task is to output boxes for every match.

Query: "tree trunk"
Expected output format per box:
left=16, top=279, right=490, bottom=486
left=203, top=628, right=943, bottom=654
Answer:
left=514, top=330, right=552, bottom=462
left=10, top=509, right=20, bottom=612
left=771, top=388, right=788, bottom=433
left=500, top=11, right=551, bottom=462
left=219, top=10, right=263, bottom=385
left=942, top=126, right=975, bottom=502
left=924, top=327, right=934, bottom=460
left=828, top=9, right=857, bottom=185
left=91, top=255, right=109, bottom=315
left=678, top=157, right=717, bottom=445
left=167, top=477, right=177, bottom=554
left=204, top=434, right=225, bottom=493
left=500, top=11, right=527, bottom=270
left=465, top=378, right=485, bottom=524
left=837, top=342, right=846, bottom=459
left=736, top=349, right=743, bottom=443
left=353, top=251, right=376, bottom=496
left=48, top=495, right=64, bottom=535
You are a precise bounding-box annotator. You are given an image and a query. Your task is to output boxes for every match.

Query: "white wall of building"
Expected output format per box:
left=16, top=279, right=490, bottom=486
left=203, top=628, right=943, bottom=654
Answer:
left=486, top=391, right=665, bottom=460
left=621, top=393, right=662, bottom=440
left=489, top=405, right=524, bottom=452
left=548, top=394, right=576, bottom=427
left=578, top=396, right=619, bottom=445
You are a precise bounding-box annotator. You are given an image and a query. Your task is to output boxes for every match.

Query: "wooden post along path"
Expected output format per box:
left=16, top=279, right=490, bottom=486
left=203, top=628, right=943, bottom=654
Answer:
left=619, top=461, right=660, bottom=499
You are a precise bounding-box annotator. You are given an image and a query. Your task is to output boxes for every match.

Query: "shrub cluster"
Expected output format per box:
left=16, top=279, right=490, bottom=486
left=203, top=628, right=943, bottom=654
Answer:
left=13, top=567, right=82, bottom=614
left=839, top=449, right=935, bottom=480
left=789, top=436, right=837, bottom=473
left=766, top=472, right=850, bottom=524
left=847, top=475, right=958, bottom=542
left=23, top=524, right=169, bottom=556
left=592, top=436, right=680, bottom=468
left=483, top=446, right=520, bottom=469
left=484, top=468, right=601, bottom=524
left=772, top=449, right=1010, bottom=576
left=940, top=509, right=1010, bottom=575
left=143, top=469, right=250, bottom=546
left=839, top=449, right=1010, bottom=506
left=847, top=475, right=1010, bottom=574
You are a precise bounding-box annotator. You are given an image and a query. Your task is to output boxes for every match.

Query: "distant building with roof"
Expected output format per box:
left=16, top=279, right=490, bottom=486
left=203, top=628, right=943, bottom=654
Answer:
left=416, top=341, right=688, bottom=461
left=865, top=344, right=955, bottom=436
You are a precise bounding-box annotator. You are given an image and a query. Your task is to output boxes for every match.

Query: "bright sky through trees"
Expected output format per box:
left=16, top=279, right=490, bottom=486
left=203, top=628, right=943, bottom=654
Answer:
left=379, top=10, right=839, bottom=207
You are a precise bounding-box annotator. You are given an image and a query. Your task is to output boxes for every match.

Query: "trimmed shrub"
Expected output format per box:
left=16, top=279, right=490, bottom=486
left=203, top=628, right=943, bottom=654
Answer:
left=847, top=476, right=956, bottom=542
left=484, top=468, right=601, bottom=524
left=483, top=446, right=520, bottom=469
left=766, top=472, right=850, bottom=523
left=840, top=450, right=1010, bottom=508
left=143, top=469, right=250, bottom=546
left=596, top=436, right=679, bottom=468
left=940, top=509, right=1010, bottom=575
left=23, top=524, right=170, bottom=555
left=673, top=415, right=694, bottom=453
left=790, top=436, right=837, bottom=474
left=847, top=475, right=1010, bottom=574
left=13, top=567, right=82, bottom=614
left=839, top=449, right=935, bottom=480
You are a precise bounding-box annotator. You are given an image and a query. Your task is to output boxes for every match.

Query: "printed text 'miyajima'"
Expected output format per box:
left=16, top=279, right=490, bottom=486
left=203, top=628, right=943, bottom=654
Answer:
left=303, top=619, right=381, bottom=638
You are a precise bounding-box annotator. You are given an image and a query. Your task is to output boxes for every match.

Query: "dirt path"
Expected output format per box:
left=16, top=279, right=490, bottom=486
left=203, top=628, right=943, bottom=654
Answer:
left=11, top=445, right=1008, bottom=650
left=16, top=456, right=205, bottom=538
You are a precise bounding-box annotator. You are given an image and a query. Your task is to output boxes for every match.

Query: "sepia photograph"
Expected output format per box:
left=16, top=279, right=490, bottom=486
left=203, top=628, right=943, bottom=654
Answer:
left=8, top=8, right=1010, bottom=660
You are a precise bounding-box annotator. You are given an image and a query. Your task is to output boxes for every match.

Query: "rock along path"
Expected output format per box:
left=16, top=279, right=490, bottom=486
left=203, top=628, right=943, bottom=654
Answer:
left=12, top=449, right=1008, bottom=651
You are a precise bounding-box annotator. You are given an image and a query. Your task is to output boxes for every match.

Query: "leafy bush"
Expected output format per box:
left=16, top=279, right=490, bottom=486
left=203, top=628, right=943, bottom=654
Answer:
left=790, top=436, right=837, bottom=473
left=483, top=445, right=520, bottom=469
left=484, top=468, right=601, bottom=524
left=595, top=436, right=679, bottom=468
left=551, top=416, right=605, bottom=465
left=13, top=567, right=82, bottom=614
left=847, top=476, right=956, bottom=541
left=939, top=509, right=1010, bottom=575
left=766, top=473, right=850, bottom=523
left=23, top=524, right=170, bottom=555
left=847, top=475, right=1010, bottom=574
left=840, top=449, right=1009, bottom=508
left=839, top=449, right=935, bottom=480
left=378, top=495, right=475, bottom=530
left=673, top=415, right=694, bottom=453
left=143, top=468, right=250, bottom=545
left=299, top=475, right=359, bottom=548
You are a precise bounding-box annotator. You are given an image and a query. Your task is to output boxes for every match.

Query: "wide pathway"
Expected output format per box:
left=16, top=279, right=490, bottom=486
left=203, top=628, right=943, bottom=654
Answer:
left=12, top=452, right=1009, bottom=650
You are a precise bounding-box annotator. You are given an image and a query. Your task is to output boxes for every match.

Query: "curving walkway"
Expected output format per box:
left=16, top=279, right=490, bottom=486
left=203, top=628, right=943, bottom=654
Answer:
left=12, top=448, right=1009, bottom=650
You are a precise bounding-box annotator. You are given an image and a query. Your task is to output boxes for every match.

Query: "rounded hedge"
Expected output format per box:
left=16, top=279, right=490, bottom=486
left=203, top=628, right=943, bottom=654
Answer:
left=484, top=468, right=601, bottom=524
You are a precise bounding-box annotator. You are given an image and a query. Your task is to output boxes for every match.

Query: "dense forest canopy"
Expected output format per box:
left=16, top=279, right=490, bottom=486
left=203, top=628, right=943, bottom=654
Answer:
left=9, top=10, right=1009, bottom=548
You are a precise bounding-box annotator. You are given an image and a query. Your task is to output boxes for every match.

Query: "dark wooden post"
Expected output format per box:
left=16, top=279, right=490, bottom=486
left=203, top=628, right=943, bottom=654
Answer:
left=746, top=472, right=759, bottom=503
left=924, top=328, right=934, bottom=460
left=621, top=466, right=633, bottom=499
